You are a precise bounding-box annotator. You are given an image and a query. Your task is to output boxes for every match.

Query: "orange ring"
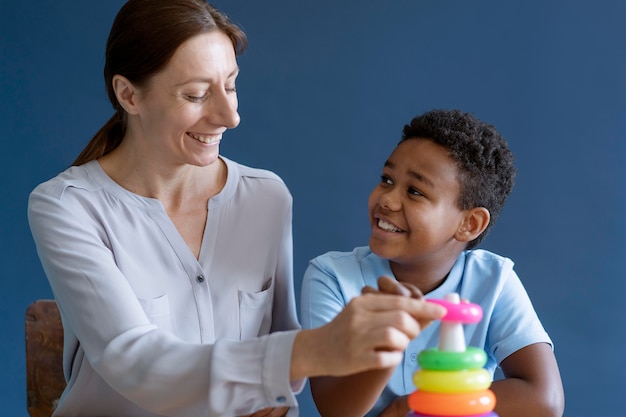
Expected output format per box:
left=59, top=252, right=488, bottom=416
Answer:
left=408, top=389, right=496, bottom=416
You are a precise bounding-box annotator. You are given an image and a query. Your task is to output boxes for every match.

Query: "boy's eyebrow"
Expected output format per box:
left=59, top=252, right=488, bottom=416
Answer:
left=384, top=160, right=435, bottom=187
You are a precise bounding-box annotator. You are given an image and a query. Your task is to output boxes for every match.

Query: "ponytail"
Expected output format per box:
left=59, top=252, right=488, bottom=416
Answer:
left=72, top=111, right=125, bottom=166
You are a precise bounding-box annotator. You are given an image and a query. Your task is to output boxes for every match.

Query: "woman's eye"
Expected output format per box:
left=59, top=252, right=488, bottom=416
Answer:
left=187, top=94, right=207, bottom=103
left=380, top=175, right=393, bottom=185
left=226, top=86, right=237, bottom=93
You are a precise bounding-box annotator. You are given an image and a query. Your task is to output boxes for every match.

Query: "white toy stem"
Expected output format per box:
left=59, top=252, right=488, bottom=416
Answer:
left=438, top=293, right=466, bottom=352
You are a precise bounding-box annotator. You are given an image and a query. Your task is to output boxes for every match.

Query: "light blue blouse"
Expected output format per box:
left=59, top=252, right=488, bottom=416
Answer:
left=300, top=246, right=552, bottom=417
left=28, top=156, right=304, bottom=417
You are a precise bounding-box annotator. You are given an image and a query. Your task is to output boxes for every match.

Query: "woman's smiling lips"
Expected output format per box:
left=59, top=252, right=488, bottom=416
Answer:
left=187, top=132, right=222, bottom=145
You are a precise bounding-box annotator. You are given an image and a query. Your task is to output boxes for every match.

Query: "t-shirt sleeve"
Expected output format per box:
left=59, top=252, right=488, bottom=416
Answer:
left=487, top=268, right=553, bottom=365
left=300, top=257, right=348, bottom=330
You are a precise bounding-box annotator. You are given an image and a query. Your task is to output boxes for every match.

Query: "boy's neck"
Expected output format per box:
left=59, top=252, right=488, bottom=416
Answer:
left=389, top=253, right=461, bottom=295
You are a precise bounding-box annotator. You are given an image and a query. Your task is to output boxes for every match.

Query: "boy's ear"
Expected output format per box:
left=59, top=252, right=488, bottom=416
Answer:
left=455, top=207, right=490, bottom=243
left=112, top=74, right=141, bottom=115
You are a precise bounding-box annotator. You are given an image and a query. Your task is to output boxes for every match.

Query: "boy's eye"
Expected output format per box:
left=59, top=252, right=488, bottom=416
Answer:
left=380, top=175, right=393, bottom=185
left=408, top=187, right=423, bottom=197
left=226, top=86, right=237, bottom=93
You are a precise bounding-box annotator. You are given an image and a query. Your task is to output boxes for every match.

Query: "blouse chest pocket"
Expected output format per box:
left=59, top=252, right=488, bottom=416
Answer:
left=238, top=278, right=274, bottom=340
left=138, top=294, right=173, bottom=332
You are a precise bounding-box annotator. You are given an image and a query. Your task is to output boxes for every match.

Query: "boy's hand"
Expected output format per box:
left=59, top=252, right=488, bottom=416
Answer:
left=239, top=407, right=289, bottom=417
left=362, top=276, right=423, bottom=299
left=376, top=395, right=410, bottom=417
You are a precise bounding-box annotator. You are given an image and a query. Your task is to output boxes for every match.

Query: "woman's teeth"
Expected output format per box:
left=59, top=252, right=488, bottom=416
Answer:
left=188, top=133, right=220, bottom=144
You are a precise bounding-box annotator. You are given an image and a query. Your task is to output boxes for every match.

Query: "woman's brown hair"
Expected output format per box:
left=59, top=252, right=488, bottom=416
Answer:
left=72, top=0, right=247, bottom=166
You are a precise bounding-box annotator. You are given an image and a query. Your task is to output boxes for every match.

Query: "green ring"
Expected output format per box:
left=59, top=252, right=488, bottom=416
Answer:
left=417, top=347, right=487, bottom=371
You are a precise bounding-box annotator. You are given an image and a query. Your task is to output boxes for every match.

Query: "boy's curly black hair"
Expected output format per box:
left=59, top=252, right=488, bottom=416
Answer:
left=401, top=109, right=516, bottom=249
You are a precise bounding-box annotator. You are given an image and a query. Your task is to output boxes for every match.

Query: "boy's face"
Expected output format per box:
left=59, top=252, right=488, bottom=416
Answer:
left=368, top=138, right=468, bottom=268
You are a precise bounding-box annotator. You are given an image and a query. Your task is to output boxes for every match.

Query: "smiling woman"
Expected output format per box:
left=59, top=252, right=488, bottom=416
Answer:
left=26, top=1, right=447, bottom=417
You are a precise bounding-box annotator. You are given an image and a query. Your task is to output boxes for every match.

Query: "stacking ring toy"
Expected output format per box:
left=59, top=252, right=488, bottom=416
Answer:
left=407, top=412, right=498, bottom=417
left=408, top=389, right=496, bottom=416
left=418, top=346, right=487, bottom=371
left=426, top=299, right=483, bottom=323
left=413, top=368, right=491, bottom=393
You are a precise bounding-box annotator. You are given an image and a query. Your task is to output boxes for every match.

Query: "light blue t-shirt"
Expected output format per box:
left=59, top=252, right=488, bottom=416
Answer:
left=300, top=246, right=552, bottom=417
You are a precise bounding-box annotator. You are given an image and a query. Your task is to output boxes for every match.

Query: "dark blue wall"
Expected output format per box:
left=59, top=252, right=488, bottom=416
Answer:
left=2, top=1, right=625, bottom=415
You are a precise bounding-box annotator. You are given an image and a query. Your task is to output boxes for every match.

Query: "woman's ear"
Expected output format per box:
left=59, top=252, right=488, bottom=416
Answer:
left=112, top=75, right=140, bottom=115
left=455, top=207, right=490, bottom=243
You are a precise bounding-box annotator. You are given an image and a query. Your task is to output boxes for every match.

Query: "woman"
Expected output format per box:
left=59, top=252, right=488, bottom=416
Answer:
left=27, top=1, right=445, bottom=416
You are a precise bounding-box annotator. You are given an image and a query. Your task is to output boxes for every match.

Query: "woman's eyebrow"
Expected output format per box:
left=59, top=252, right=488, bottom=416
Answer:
left=175, top=67, right=240, bottom=87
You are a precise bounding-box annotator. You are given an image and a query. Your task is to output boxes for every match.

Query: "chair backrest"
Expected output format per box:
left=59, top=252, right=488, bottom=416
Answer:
left=25, top=300, right=66, bottom=417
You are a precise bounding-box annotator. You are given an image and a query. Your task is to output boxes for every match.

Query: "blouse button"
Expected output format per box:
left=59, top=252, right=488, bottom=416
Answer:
left=276, top=396, right=286, bottom=403
left=196, top=275, right=205, bottom=283
left=410, top=353, right=417, bottom=362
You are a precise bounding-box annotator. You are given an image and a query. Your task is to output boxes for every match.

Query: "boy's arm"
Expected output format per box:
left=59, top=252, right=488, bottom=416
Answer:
left=308, top=277, right=429, bottom=417
left=375, top=395, right=409, bottom=417
left=310, top=370, right=396, bottom=417
left=491, top=342, right=565, bottom=417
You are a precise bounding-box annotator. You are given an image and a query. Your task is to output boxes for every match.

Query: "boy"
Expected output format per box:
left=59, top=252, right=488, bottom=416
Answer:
left=300, top=109, right=564, bottom=417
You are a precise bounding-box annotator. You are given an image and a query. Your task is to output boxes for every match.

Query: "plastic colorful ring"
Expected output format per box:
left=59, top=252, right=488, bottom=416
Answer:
left=408, top=389, right=496, bottom=416
left=426, top=298, right=483, bottom=323
left=418, top=346, right=487, bottom=371
left=413, top=368, right=491, bottom=393
left=407, top=412, right=498, bottom=417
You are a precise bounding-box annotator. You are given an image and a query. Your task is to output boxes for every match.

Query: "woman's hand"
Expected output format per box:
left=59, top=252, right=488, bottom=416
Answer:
left=291, top=277, right=445, bottom=380
left=239, top=406, right=289, bottom=417
left=362, top=276, right=436, bottom=331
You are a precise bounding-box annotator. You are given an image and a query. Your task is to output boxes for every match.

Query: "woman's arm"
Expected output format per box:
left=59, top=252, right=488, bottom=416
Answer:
left=491, top=343, right=565, bottom=417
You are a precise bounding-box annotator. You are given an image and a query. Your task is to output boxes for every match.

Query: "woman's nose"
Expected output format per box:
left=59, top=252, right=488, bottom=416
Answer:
left=207, top=90, right=240, bottom=129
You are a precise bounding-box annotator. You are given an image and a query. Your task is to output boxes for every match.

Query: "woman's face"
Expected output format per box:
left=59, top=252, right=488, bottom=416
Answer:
left=130, top=31, right=240, bottom=167
left=368, top=138, right=467, bottom=268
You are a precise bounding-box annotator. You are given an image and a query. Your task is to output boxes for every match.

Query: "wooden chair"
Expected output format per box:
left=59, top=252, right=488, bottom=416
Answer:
left=25, top=300, right=66, bottom=417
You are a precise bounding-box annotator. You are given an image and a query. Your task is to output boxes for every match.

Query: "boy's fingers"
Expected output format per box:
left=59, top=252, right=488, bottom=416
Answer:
left=377, top=276, right=411, bottom=296
left=361, top=285, right=379, bottom=295
left=400, top=281, right=424, bottom=299
left=376, top=276, right=424, bottom=299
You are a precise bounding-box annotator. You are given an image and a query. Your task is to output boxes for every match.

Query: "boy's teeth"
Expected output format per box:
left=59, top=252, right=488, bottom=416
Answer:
left=378, top=219, right=401, bottom=232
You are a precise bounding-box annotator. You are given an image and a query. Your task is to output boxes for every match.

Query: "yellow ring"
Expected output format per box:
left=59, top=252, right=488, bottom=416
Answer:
left=413, top=368, right=491, bottom=393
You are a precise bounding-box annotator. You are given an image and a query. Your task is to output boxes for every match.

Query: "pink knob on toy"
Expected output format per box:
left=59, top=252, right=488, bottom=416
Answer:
left=426, top=298, right=483, bottom=324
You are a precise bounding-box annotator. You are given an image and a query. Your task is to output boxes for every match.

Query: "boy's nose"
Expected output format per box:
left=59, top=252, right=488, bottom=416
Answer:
left=378, top=190, right=400, bottom=211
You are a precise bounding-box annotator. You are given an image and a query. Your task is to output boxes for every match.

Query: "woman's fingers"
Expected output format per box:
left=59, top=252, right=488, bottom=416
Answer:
left=300, top=289, right=446, bottom=378
left=354, top=292, right=445, bottom=322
